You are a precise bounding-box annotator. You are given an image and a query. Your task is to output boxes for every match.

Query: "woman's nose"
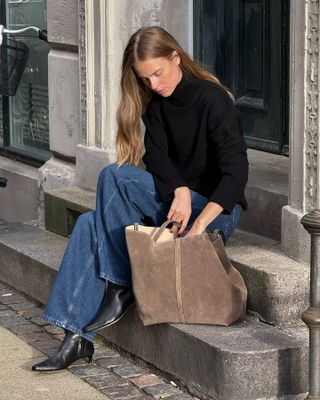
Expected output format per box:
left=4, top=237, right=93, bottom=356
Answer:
left=150, top=77, right=159, bottom=91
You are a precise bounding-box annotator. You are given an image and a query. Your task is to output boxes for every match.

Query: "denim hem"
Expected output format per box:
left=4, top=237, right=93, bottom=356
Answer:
left=44, top=314, right=96, bottom=342
left=99, top=273, right=131, bottom=287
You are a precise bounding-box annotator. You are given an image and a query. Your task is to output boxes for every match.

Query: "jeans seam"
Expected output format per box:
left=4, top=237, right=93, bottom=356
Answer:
left=65, top=248, right=96, bottom=321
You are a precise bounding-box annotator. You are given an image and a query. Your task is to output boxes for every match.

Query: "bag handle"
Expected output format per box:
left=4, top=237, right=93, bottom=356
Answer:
left=152, top=220, right=181, bottom=242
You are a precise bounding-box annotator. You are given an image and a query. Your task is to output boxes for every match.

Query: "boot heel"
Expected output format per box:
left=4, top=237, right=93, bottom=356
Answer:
left=86, top=355, right=93, bottom=363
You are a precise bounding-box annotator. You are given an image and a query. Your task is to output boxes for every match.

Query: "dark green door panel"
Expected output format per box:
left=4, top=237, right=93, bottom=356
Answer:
left=194, top=0, right=289, bottom=155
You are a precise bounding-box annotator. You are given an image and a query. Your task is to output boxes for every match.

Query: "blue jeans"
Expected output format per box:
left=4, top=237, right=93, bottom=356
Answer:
left=44, top=164, right=241, bottom=341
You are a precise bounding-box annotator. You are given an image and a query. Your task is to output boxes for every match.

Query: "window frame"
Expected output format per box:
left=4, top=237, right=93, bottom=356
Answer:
left=0, top=0, right=50, bottom=166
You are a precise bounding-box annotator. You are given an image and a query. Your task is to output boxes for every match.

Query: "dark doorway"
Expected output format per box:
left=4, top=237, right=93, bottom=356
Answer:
left=194, top=0, right=289, bottom=155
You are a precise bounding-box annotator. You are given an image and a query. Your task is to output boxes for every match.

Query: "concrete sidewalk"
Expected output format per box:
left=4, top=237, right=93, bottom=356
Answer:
left=0, top=326, right=110, bottom=400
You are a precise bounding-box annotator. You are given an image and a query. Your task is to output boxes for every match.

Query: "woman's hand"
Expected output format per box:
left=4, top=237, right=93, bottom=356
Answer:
left=167, top=186, right=191, bottom=235
left=186, top=202, right=224, bottom=237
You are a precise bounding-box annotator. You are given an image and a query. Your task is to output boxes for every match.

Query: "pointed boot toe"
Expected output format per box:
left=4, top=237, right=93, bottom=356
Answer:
left=84, top=282, right=135, bottom=332
left=31, top=330, right=94, bottom=372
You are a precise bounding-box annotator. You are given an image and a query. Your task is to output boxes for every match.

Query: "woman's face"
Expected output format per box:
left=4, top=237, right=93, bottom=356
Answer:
left=133, top=51, right=182, bottom=97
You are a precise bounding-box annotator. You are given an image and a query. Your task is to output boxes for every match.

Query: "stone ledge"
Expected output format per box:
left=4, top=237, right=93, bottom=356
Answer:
left=0, top=220, right=308, bottom=400
left=227, top=229, right=309, bottom=326
left=44, top=186, right=96, bottom=237
left=238, top=149, right=289, bottom=241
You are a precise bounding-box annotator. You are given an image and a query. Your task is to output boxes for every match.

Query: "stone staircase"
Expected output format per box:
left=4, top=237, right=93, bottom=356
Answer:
left=0, top=150, right=311, bottom=400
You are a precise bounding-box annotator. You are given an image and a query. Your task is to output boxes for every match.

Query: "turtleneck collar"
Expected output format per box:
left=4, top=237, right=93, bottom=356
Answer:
left=153, top=73, right=197, bottom=106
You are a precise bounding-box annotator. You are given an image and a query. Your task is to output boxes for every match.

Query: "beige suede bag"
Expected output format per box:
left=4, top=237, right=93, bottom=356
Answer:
left=125, top=221, right=247, bottom=326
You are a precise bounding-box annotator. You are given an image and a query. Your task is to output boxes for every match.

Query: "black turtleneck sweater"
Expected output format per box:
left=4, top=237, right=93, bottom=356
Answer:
left=141, top=75, right=248, bottom=214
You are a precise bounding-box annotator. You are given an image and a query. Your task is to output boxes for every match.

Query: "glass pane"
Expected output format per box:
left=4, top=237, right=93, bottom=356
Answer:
left=7, top=0, right=50, bottom=160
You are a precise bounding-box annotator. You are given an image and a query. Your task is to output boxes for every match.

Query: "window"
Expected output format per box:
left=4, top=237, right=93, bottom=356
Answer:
left=1, top=0, right=50, bottom=163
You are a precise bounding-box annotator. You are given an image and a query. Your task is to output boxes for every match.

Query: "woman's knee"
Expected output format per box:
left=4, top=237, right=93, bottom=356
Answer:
left=99, top=163, right=119, bottom=182
left=75, top=211, right=95, bottom=229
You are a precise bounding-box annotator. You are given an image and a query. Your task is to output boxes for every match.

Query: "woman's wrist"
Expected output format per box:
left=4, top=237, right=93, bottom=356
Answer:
left=174, top=186, right=189, bottom=195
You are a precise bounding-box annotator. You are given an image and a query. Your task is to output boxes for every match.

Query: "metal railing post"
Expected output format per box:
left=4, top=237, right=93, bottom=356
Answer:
left=301, top=210, right=320, bottom=400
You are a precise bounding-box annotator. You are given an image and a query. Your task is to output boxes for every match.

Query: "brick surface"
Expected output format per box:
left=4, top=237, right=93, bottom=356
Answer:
left=130, top=374, right=164, bottom=388
left=7, top=322, right=43, bottom=337
left=101, top=383, right=143, bottom=399
left=94, top=346, right=121, bottom=359
left=17, top=307, right=44, bottom=319
left=97, top=356, right=131, bottom=369
left=83, top=371, right=127, bottom=388
left=8, top=302, right=38, bottom=311
left=70, top=364, right=112, bottom=378
left=143, top=384, right=183, bottom=399
left=54, top=332, right=66, bottom=341
left=0, top=313, right=29, bottom=328
left=113, top=365, right=144, bottom=379
left=0, top=282, right=198, bottom=399
left=165, top=394, right=195, bottom=399
left=30, top=316, right=49, bottom=326
left=44, top=324, right=65, bottom=335
left=32, top=338, right=63, bottom=353
left=0, top=293, right=26, bottom=304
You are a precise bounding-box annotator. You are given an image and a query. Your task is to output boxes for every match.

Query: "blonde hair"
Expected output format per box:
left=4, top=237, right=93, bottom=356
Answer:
left=116, top=26, right=231, bottom=166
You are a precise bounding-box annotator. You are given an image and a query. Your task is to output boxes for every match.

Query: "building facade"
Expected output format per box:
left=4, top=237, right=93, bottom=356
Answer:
left=0, top=0, right=318, bottom=264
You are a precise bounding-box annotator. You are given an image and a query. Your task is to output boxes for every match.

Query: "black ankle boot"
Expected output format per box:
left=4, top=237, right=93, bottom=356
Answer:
left=84, top=282, right=135, bottom=332
left=31, top=329, right=94, bottom=372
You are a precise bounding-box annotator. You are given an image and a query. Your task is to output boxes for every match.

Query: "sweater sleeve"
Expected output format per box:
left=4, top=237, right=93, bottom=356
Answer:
left=142, top=103, right=187, bottom=202
left=207, top=96, right=249, bottom=214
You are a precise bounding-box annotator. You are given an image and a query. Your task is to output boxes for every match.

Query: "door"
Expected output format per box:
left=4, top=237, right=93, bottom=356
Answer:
left=194, top=0, right=289, bottom=155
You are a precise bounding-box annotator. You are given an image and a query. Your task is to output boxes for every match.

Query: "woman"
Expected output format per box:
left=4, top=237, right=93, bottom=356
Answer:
left=32, top=26, right=248, bottom=372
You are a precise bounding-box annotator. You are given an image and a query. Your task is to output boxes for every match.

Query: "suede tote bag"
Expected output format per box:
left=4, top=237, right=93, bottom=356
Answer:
left=125, top=220, right=247, bottom=326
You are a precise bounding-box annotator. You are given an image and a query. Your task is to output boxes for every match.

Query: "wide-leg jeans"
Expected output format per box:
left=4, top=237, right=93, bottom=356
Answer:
left=44, top=163, right=242, bottom=341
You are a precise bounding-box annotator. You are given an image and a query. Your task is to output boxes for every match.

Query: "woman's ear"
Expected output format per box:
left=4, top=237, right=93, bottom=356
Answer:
left=171, top=50, right=181, bottom=65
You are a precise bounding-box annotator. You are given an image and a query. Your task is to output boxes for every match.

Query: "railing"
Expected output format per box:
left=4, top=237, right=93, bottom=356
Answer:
left=301, top=210, right=320, bottom=400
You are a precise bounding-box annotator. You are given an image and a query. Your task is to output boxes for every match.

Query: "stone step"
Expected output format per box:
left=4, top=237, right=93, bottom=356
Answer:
left=237, top=149, right=288, bottom=241
left=227, top=230, right=309, bottom=326
left=0, top=219, right=308, bottom=400
left=44, top=186, right=96, bottom=237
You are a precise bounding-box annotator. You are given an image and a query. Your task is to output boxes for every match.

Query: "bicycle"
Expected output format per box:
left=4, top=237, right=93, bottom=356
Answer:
left=0, top=23, right=47, bottom=96
left=0, top=24, right=47, bottom=186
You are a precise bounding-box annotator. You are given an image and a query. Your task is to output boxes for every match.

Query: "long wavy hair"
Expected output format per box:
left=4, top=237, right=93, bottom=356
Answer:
left=116, top=26, right=230, bottom=166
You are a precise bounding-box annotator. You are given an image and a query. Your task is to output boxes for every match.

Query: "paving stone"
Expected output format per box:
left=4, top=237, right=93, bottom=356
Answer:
left=119, top=396, right=153, bottom=400
left=94, top=346, right=121, bottom=359
left=101, top=383, right=143, bottom=399
left=30, top=316, right=49, bottom=326
left=32, top=338, right=63, bottom=353
left=7, top=322, right=43, bottom=337
left=0, top=309, right=17, bottom=318
left=113, top=365, right=145, bottom=379
left=97, top=356, right=131, bottom=369
left=23, top=331, right=53, bottom=342
left=54, top=332, right=66, bottom=341
left=43, top=324, right=65, bottom=335
left=0, top=292, right=26, bottom=304
left=70, top=364, right=112, bottom=378
left=8, top=302, right=38, bottom=311
left=130, top=374, right=164, bottom=388
left=143, top=384, right=183, bottom=399
left=165, top=394, right=196, bottom=399
left=85, top=373, right=128, bottom=390
left=16, top=307, right=44, bottom=319
left=0, top=312, right=29, bottom=327
left=0, top=283, right=10, bottom=294
left=0, top=304, right=8, bottom=310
